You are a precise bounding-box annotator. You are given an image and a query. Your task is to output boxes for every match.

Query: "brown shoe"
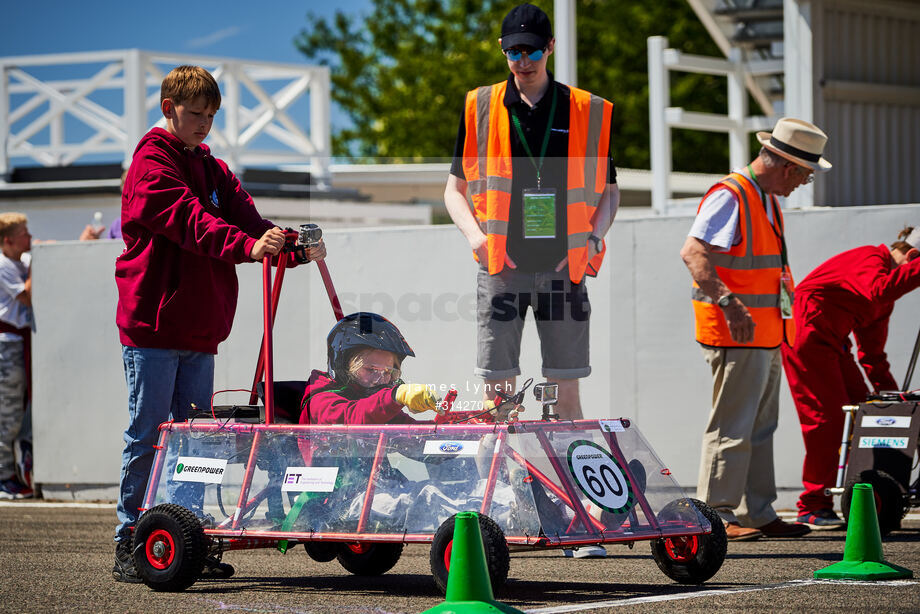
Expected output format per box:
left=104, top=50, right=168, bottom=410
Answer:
left=725, top=521, right=762, bottom=541
left=757, top=518, right=811, bottom=538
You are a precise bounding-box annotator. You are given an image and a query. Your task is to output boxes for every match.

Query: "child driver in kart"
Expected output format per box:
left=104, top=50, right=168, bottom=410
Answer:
left=299, top=312, right=442, bottom=425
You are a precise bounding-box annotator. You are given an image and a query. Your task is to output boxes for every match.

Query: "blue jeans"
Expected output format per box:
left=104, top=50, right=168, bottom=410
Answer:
left=115, top=346, right=214, bottom=542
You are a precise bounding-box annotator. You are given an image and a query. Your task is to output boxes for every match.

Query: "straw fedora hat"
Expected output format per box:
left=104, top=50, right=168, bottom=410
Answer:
left=757, top=117, right=832, bottom=172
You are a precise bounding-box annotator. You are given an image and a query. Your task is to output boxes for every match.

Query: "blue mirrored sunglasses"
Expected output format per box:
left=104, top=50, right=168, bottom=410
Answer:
left=504, top=47, right=545, bottom=62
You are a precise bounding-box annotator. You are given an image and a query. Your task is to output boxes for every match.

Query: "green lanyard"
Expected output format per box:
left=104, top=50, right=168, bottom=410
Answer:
left=747, top=164, right=789, bottom=269
left=510, top=85, right=558, bottom=189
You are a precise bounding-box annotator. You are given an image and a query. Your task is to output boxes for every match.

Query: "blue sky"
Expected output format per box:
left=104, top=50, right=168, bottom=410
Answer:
left=1, top=0, right=372, bottom=144
left=1, top=0, right=370, bottom=65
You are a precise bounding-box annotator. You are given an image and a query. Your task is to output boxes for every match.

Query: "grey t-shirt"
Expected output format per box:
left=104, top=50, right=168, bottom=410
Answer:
left=0, top=252, right=33, bottom=340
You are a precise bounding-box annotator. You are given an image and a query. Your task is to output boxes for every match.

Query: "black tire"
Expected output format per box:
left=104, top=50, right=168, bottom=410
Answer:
left=430, top=513, right=510, bottom=596
left=304, top=541, right=340, bottom=563
left=842, top=470, right=905, bottom=536
left=336, top=543, right=403, bottom=576
left=651, top=498, right=727, bottom=585
left=133, top=504, right=207, bottom=592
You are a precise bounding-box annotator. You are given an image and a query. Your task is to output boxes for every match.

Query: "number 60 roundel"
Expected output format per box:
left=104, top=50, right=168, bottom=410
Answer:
left=566, top=440, right=635, bottom=514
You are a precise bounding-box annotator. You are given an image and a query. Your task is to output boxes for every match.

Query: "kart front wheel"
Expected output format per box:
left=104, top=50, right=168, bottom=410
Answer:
left=430, top=513, right=510, bottom=596
left=651, top=498, right=726, bottom=585
left=336, top=542, right=403, bottom=575
left=134, top=504, right=207, bottom=591
left=842, top=470, right=905, bottom=536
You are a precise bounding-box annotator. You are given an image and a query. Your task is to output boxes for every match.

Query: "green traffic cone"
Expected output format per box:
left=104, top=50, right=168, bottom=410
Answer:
left=814, top=483, right=913, bottom=580
left=422, top=512, right=524, bottom=614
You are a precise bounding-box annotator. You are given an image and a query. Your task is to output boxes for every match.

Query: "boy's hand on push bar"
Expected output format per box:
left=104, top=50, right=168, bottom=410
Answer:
left=251, top=227, right=286, bottom=260
left=295, top=238, right=327, bottom=263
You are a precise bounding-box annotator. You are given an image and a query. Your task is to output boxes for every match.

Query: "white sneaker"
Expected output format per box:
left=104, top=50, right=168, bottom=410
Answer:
left=562, top=545, right=607, bottom=558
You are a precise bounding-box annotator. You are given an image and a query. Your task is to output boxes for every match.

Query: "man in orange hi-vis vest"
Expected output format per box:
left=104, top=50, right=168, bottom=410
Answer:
left=680, top=118, right=832, bottom=542
left=445, top=4, right=620, bottom=434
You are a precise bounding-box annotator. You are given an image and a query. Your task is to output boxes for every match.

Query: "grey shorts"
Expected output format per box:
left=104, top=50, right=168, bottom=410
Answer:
left=475, top=266, right=591, bottom=380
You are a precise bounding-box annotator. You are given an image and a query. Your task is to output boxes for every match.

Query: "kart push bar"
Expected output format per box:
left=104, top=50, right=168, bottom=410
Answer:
left=249, top=224, right=344, bottom=421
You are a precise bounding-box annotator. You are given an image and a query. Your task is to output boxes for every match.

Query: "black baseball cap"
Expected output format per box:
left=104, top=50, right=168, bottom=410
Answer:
left=501, top=3, right=553, bottom=51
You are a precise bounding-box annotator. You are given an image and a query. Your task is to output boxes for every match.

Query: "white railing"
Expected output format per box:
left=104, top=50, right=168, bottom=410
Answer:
left=0, top=50, right=330, bottom=182
left=647, top=36, right=783, bottom=215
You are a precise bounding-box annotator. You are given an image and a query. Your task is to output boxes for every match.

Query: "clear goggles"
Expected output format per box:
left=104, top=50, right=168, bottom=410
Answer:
left=355, top=363, right=401, bottom=385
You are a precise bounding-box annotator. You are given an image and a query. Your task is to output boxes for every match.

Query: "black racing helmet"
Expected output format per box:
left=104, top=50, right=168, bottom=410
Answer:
left=327, top=312, right=415, bottom=382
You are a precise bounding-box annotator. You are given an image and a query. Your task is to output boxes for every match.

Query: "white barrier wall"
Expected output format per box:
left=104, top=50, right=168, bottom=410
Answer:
left=32, top=204, right=920, bottom=503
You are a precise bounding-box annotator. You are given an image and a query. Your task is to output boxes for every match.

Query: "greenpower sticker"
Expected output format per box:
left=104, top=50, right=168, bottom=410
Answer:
left=566, top=440, right=634, bottom=514
left=174, top=456, right=227, bottom=484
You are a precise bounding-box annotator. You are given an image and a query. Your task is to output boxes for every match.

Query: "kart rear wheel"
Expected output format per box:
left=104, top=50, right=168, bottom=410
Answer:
left=430, top=513, right=510, bottom=596
left=134, top=504, right=207, bottom=592
left=336, top=542, right=403, bottom=575
left=842, top=470, right=905, bottom=536
left=651, top=498, right=726, bottom=585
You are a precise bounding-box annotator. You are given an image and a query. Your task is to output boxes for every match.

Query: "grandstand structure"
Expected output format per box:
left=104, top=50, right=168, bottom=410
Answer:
left=0, top=0, right=917, bottom=234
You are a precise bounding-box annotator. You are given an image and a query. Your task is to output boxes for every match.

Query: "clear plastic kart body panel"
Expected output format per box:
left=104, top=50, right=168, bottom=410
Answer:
left=142, top=418, right=710, bottom=548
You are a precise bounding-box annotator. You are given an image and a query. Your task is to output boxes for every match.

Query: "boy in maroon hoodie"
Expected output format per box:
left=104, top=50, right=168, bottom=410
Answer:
left=112, top=65, right=325, bottom=583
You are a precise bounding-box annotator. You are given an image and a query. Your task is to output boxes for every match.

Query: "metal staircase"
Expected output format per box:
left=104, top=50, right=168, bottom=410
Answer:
left=686, top=0, right=786, bottom=115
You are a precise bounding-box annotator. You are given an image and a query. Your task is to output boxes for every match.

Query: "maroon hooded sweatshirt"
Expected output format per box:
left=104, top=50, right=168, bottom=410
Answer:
left=116, top=127, right=274, bottom=354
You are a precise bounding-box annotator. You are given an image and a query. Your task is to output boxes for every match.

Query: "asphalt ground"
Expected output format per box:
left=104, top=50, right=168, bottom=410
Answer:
left=1, top=503, right=918, bottom=613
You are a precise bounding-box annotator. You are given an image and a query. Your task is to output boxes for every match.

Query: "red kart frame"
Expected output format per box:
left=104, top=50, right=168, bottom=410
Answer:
left=133, top=229, right=727, bottom=592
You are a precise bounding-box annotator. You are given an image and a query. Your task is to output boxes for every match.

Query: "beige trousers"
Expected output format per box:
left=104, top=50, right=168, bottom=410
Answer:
left=696, top=346, right=781, bottom=528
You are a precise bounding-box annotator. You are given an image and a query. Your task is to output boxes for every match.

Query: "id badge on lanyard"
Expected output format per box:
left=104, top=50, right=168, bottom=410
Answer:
left=512, top=86, right=559, bottom=241
left=779, top=269, right=794, bottom=319
left=522, top=188, right=557, bottom=239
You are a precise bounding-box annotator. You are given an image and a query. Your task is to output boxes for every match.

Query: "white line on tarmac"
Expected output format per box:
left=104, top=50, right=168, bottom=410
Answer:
left=524, top=579, right=919, bottom=613
left=0, top=501, right=113, bottom=508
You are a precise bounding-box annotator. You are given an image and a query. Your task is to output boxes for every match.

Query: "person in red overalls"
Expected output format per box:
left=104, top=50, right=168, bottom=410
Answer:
left=783, top=226, right=920, bottom=529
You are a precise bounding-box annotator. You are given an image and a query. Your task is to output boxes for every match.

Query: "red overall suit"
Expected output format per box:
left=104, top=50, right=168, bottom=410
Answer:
left=781, top=244, right=920, bottom=514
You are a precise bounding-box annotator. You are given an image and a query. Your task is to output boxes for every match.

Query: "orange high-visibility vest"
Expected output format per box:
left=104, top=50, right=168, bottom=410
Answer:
left=461, top=81, right=613, bottom=284
left=691, top=172, right=794, bottom=348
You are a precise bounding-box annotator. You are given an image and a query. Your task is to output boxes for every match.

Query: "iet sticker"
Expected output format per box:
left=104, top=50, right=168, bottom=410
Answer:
left=860, top=415, right=911, bottom=428
left=174, top=457, right=227, bottom=484
left=423, top=440, right=480, bottom=455
left=282, top=466, right=339, bottom=492
left=566, top=440, right=634, bottom=514
left=857, top=437, right=909, bottom=449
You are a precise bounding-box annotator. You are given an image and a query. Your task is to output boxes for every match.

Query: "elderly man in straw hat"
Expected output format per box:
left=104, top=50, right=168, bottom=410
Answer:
left=680, top=118, right=832, bottom=541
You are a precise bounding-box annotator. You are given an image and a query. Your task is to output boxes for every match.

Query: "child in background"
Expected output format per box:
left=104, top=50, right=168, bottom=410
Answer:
left=0, top=213, right=35, bottom=500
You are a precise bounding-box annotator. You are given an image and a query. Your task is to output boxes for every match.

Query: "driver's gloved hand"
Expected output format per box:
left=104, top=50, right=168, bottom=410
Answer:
left=394, top=383, right=441, bottom=413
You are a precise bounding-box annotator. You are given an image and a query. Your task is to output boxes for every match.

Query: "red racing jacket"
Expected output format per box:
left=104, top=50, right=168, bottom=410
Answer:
left=299, top=370, right=417, bottom=426
left=792, top=244, right=920, bottom=391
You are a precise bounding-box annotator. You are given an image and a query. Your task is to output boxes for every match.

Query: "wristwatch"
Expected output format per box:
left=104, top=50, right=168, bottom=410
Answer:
left=717, top=292, right=735, bottom=308
left=589, top=234, right=603, bottom=252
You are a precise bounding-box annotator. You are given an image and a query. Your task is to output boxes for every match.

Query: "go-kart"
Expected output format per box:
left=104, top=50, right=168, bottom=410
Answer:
left=131, top=226, right=727, bottom=593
